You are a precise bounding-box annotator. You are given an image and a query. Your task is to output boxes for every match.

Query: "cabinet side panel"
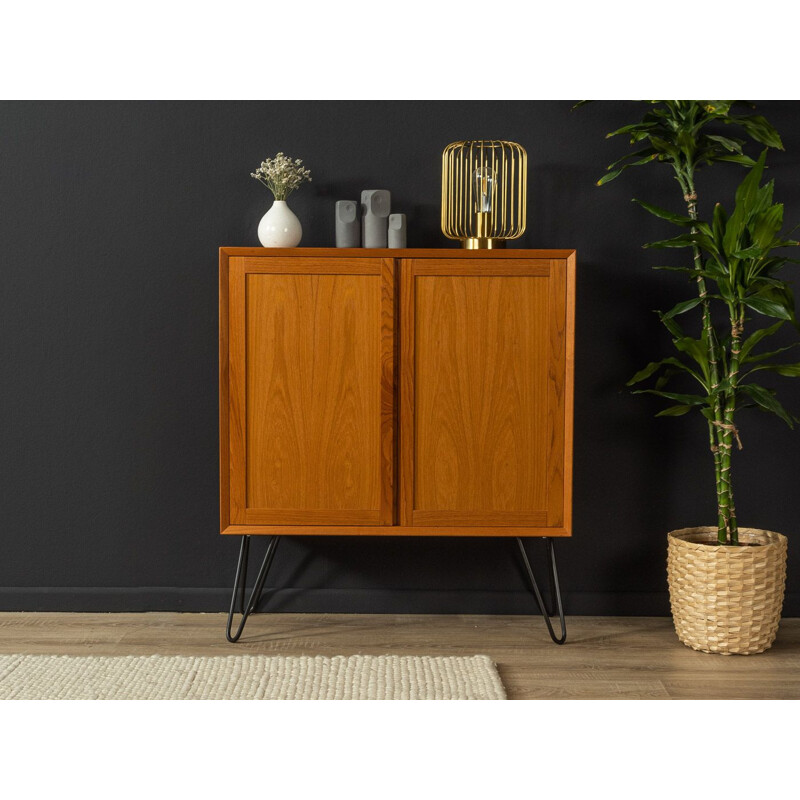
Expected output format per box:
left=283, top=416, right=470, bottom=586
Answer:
left=563, top=253, right=576, bottom=534
left=245, top=272, right=381, bottom=512
left=219, top=251, right=230, bottom=532
left=414, top=275, right=550, bottom=514
left=547, top=259, right=567, bottom=527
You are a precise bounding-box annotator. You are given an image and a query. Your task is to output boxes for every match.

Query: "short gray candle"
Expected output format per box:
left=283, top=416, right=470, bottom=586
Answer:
left=335, top=200, right=360, bottom=248
left=388, top=213, right=407, bottom=248
left=361, top=189, right=391, bottom=248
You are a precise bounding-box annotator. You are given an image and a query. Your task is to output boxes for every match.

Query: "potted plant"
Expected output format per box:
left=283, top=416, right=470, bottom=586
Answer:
left=592, top=101, right=797, bottom=654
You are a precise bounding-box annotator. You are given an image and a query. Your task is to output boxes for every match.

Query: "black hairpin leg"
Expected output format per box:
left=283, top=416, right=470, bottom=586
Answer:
left=516, top=537, right=567, bottom=644
left=226, top=535, right=281, bottom=643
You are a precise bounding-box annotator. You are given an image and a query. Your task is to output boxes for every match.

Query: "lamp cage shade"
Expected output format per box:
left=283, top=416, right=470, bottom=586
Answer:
left=441, top=140, right=527, bottom=248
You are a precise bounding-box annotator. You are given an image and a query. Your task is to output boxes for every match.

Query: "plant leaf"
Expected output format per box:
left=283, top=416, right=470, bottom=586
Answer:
left=655, top=405, right=694, bottom=417
left=739, top=320, right=785, bottom=362
left=744, top=295, right=794, bottom=320
left=645, top=231, right=718, bottom=254
left=596, top=169, right=624, bottom=186
left=655, top=367, right=683, bottom=391
left=744, top=345, right=800, bottom=365
left=606, top=148, right=658, bottom=172
left=712, top=202, right=728, bottom=250
left=645, top=235, right=700, bottom=250
left=714, top=154, right=758, bottom=167
left=734, top=149, right=768, bottom=211
left=627, top=356, right=705, bottom=388
left=653, top=265, right=697, bottom=274
left=673, top=336, right=710, bottom=378
left=656, top=311, right=684, bottom=338
left=676, top=129, right=696, bottom=161
left=631, top=389, right=707, bottom=406
left=627, top=360, right=668, bottom=386
left=731, top=246, right=766, bottom=259
left=649, top=135, right=680, bottom=158
left=746, top=362, right=800, bottom=377
left=632, top=199, right=695, bottom=226
left=752, top=204, right=784, bottom=249
left=605, top=121, right=658, bottom=139
left=597, top=152, right=660, bottom=185
left=704, top=134, right=744, bottom=153
left=662, top=296, right=704, bottom=320
left=738, top=383, right=795, bottom=427
left=732, top=115, right=784, bottom=150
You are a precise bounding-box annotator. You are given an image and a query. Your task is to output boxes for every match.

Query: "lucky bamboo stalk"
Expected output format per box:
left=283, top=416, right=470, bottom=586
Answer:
left=679, top=168, right=729, bottom=542
left=589, top=101, right=797, bottom=546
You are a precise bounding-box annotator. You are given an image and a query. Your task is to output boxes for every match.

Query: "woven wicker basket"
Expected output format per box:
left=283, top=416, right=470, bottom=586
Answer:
left=667, top=527, right=788, bottom=655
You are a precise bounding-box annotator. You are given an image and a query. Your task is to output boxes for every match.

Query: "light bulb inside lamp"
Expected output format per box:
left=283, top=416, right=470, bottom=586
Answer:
left=472, top=164, right=496, bottom=245
left=473, top=165, right=495, bottom=213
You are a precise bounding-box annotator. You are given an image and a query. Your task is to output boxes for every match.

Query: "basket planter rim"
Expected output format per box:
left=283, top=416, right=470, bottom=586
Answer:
left=668, top=526, right=787, bottom=552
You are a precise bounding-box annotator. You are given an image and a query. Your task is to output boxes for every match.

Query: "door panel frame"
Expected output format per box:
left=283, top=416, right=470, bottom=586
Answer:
left=399, top=257, right=574, bottom=531
left=221, top=253, right=394, bottom=529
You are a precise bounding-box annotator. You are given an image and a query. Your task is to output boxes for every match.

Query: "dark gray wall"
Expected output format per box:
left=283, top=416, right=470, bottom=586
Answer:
left=2, top=100, right=799, bottom=615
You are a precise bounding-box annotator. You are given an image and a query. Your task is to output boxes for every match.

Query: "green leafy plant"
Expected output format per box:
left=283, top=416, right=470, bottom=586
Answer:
left=593, top=101, right=799, bottom=545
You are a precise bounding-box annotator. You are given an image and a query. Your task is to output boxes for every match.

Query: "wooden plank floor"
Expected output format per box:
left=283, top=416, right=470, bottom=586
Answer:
left=0, top=612, right=798, bottom=699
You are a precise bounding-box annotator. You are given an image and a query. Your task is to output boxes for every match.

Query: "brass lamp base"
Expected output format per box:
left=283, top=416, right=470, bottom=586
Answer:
left=463, top=238, right=506, bottom=250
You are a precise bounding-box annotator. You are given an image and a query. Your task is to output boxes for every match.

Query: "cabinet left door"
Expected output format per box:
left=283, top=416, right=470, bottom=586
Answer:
left=220, top=254, right=395, bottom=531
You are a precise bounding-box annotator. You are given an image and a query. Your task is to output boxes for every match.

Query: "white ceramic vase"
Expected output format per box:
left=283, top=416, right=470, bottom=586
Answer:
left=258, top=199, right=302, bottom=247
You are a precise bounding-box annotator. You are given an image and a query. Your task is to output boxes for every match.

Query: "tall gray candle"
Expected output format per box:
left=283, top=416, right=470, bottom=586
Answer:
left=335, top=200, right=360, bottom=248
left=361, top=189, right=391, bottom=248
left=388, top=213, right=407, bottom=248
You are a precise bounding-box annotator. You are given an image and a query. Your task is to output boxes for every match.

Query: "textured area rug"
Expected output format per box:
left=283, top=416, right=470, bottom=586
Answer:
left=0, top=654, right=506, bottom=700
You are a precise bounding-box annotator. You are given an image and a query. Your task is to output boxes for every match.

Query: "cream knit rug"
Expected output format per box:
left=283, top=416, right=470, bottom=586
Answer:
left=0, top=654, right=506, bottom=700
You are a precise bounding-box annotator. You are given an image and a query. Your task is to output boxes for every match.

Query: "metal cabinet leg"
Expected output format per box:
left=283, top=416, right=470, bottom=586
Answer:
left=516, top=537, right=567, bottom=644
left=225, top=535, right=280, bottom=643
left=225, top=535, right=565, bottom=644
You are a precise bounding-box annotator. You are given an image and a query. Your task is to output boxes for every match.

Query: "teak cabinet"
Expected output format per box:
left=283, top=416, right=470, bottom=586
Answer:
left=220, top=248, right=575, bottom=538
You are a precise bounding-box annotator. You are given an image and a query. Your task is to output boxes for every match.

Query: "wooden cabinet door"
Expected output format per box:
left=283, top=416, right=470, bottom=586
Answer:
left=399, top=257, right=574, bottom=534
left=223, top=256, right=394, bottom=528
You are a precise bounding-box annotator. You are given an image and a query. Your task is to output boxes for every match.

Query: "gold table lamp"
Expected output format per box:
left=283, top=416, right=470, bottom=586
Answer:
left=441, top=140, right=527, bottom=249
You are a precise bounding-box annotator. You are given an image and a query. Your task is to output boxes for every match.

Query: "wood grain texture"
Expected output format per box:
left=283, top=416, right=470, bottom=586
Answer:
left=398, top=260, right=415, bottom=527
left=220, top=525, right=570, bottom=536
left=234, top=510, right=380, bottom=526
left=227, top=257, right=393, bottom=526
left=4, top=613, right=798, bottom=700
left=411, top=264, right=550, bottom=523
left=380, top=259, right=396, bottom=525
left=228, top=261, right=247, bottom=522
left=412, top=511, right=548, bottom=527
left=222, top=249, right=574, bottom=537
left=234, top=257, right=383, bottom=274
left=563, top=253, right=576, bottom=535
left=546, top=259, right=566, bottom=526
left=245, top=271, right=378, bottom=514
left=221, top=247, right=577, bottom=260
left=411, top=260, right=551, bottom=276
left=219, top=250, right=231, bottom=533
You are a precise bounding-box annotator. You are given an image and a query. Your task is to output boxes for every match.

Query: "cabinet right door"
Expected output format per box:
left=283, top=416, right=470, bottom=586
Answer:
left=399, top=256, right=574, bottom=535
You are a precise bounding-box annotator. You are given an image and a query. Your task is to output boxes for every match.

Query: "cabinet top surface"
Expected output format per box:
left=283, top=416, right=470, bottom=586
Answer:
left=220, top=247, right=576, bottom=259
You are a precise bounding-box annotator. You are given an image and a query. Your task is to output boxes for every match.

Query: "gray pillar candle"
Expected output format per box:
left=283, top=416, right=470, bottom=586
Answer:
left=361, top=189, right=391, bottom=248
left=335, top=200, right=360, bottom=248
left=388, top=213, right=407, bottom=248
